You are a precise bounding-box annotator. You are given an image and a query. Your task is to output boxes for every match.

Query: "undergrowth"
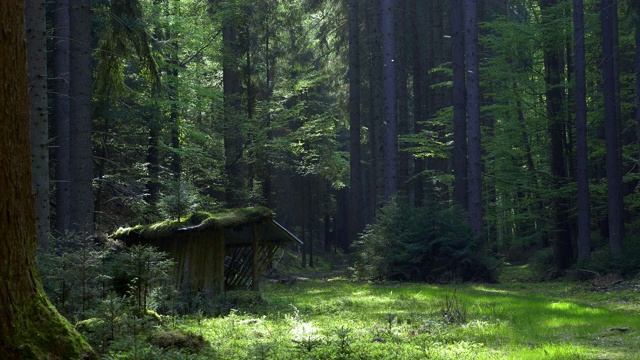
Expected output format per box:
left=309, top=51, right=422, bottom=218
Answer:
left=38, top=234, right=640, bottom=359
left=169, top=278, right=640, bottom=359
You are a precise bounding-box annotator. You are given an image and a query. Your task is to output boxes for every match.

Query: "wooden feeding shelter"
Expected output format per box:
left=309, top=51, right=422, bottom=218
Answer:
left=113, top=207, right=302, bottom=298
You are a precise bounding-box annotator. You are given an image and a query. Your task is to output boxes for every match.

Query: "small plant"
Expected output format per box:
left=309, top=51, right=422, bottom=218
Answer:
left=292, top=323, right=323, bottom=354
left=384, top=312, right=397, bottom=331
left=439, top=290, right=467, bottom=324
left=250, top=340, right=273, bottom=360
left=159, top=180, right=199, bottom=220
left=288, top=305, right=323, bottom=354
left=333, top=326, right=352, bottom=357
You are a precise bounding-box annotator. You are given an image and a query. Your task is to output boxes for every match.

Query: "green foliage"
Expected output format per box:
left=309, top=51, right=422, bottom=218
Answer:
left=159, top=181, right=200, bottom=220
left=38, top=238, right=183, bottom=356
left=117, top=244, right=174, bottom=312
left=38, top=232, right=109, bottom=319
left=354, top=199, right=498, bottom=283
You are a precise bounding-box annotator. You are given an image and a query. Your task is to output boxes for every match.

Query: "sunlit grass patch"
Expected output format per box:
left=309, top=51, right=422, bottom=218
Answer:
left=169, top=278, right=640, bottom=359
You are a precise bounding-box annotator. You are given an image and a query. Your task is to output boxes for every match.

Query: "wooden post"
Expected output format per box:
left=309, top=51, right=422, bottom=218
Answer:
left=252, top=222, right=259, bottom=291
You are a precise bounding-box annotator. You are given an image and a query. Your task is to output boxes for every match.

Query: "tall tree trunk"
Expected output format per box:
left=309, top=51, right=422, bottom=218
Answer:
left=601, top=0, right=623, bottom=260
left=146, top=121, right=161, bottom=208
left=169, top=68, right=181, bottom=180
left=411, top=0, right=427, bottom=206
left=574, top=0, right=591, bottom=261
left=0, top=4, right=97, bottom=357
left=25, top=0, right=50, bottom=248
left=429, top=0, right=448, bottom=202
left=53, top=0, right=71, bottom=235
left=452, top=0, right=468, bottom=210
left=348, top=0, right=362, bottom=248
left=300, top=176, right=307, bottom=268
left=69, top=0, right=94, bottom=235
left=261, top=21, right=274, bottom=207
left=366, top=0, right=384, bottom=211
left=636, top=11, right=640, bottom=171
left=465, top=0, right=483, bottom=239
left=396, top=0, right=409, bottom=198
left=540, top=0, right=573, bottom=269
left=324, top=213, right=332, bottom=253
left=382, top=0, right=397, bottom=198
left=222, top=5, right=245, bottom=207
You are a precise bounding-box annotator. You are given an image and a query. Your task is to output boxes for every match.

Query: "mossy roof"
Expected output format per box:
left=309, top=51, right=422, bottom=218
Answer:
left=113, top=206, right=275, bottom=242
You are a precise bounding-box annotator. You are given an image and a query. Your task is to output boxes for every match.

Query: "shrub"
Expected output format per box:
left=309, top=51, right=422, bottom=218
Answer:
left=354, top=199, right=498, bottom=283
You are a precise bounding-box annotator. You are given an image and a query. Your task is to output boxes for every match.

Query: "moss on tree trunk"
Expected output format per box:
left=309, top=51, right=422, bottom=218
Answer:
left=0, top=3, right=97, bottom=359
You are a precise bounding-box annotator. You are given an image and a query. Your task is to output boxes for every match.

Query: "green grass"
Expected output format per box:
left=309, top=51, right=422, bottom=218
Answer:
left=157, top=277, right=640, bottom=359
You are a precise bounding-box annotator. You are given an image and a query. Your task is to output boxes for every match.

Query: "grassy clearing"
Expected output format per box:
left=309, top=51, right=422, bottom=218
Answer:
left=152, top=275, right=640, bottom=360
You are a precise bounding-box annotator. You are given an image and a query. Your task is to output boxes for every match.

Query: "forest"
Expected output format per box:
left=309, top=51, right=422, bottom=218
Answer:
left=2, top=0, right=640, bottom=358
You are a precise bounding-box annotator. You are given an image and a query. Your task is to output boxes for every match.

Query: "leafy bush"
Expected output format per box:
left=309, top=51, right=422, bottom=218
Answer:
left=354, top=199, right=497, bottom=283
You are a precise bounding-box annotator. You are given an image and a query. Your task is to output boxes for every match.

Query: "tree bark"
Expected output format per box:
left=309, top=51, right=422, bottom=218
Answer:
left=396, top=0, right=410, bottom=198
left=452, top=0, right=468, bottom=210
left=0, top=4, right=97, bottom=358
left=601, top=0, right=623, bottom=260
left=222, top=4, right=245, bottom=207
left=465, top=0, right=483, bottom=239
left=428, top=0, right=448, bottom=203
left=540, top=0, right=573, bottom=269
left=168, top=55, right=181, bottom=181
left=411, top=0, right=427, bottom=206
left=53, top=0, right=71, bottom=235
left=348, top=0, right=363, bottom=248
left=69, top=0, right=94, bottom=235
left=25, top=0, right=50, bottom=249
left=382, top=0, right=397, bottom=198
left=146, top=121, right=161, bottom=208
left=574, top=0, right=591, bottom=261
left=636, top=10, right=640, bottom=174
left=366, top=0, right=385, bottom=211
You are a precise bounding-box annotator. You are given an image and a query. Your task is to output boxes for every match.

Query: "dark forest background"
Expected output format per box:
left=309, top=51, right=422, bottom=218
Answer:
left=24, top=0, right=640, bottom=279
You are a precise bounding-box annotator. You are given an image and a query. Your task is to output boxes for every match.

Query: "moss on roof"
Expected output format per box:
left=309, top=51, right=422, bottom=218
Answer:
left=113, top=206, right=274, bottom=241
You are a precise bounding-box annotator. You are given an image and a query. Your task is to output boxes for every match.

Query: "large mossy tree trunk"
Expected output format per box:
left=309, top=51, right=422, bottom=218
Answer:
left=0, top=3, right=97, bottom=359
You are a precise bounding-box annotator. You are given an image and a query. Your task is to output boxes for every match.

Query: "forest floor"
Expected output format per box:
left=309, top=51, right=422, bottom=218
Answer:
left=150, top=258, right=640, bottom=360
